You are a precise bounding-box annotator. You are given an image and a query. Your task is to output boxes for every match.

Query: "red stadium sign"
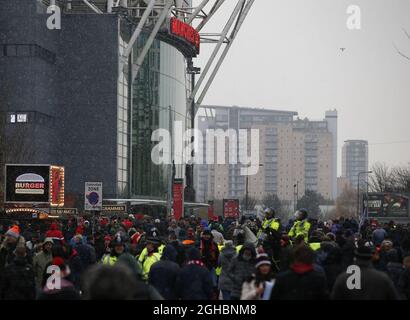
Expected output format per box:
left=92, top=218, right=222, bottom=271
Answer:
left=170, top=18, right=200, bottom=54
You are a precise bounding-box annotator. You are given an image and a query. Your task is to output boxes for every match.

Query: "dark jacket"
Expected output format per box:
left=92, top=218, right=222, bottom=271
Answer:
left=200, top=238, right=219, bottom=270
left=218, top=245, right=237, bottom=291
left=0, top=257, right=36, bottom=300
left=398, top=268, right=410, bottom=300
left=74, top=243, right=96, bottom=270
left=331, top=260, right=400, bottom=300
left=149, top=245, right=181, bottom=300
left=387, top=262, right=404, bottom=289
left=228, top=243, right=257, bottom=299
left=37, top=279, right=81, bottom=300
left=176, top=248, right=213, bottom=300
left=270, top=264, right=329, bottom=300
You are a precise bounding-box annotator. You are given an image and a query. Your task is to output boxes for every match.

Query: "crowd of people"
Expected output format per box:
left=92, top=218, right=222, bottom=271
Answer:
left=0, top=208, right=410, bottom=300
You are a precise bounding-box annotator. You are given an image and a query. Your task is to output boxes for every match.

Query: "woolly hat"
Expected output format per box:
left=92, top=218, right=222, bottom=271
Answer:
left=255, top=253, right=271, bottom=269
left=5, top=225, right=20, bottom=239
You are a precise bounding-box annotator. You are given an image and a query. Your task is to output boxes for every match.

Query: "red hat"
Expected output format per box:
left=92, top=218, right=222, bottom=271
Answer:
left=6, top=225, right=20, bottom=239
left=52, top=257, right=65, bottom=268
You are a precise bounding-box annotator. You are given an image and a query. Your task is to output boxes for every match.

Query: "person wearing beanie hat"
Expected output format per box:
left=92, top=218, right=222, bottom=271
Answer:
left=45, top=222, right=64, bottom=241
left=241, top=253, right=274, bottom=300
left=0, top=224, right=27, bottom=273
left=200, top=227, right=219, bottom=296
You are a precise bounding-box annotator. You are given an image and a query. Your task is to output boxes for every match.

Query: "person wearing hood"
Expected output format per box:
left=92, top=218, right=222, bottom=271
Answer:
left=200, top=229, right=220, bottom=293
left=0, top=246, right=36, bottom=300
left=176, top=247, right=214, bottom=300
left=45, top=222, right=64, bottom=242
left=72, top=234, right=96, bottom=270
left=148, top=245, right=181, bottom=299
left=270, top=244, right=329, bottom=300
left=32, top=238, right=54, bottom=289
left=218, top=240, right=237, bottom=300
left=228, top=242, right=257, bottom=300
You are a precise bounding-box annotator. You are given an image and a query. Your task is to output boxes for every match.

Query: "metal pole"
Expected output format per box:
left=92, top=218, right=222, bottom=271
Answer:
left=187, top=0, right=211, bottom=24
left=357, top=173, right=360, bottom=218
left=245, top=175, right=249, bottom=212
left=195, top=0, right=255, bottom=109
left=132, top=0, right=174, bottom=81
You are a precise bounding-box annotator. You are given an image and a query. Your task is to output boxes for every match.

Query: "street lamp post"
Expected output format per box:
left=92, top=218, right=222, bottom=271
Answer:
left=357, top=170, right=372, bottom=218
left=245, top=164, right=263, bottom=212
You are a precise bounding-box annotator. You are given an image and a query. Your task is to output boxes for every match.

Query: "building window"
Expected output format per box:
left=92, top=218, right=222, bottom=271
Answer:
left=17, top=113, right=28, bottom=123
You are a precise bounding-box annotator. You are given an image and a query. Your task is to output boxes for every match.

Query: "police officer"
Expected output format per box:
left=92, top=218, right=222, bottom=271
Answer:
left=288, top=209, right=311, bottom=243
left=261, top=208, right=281, bottom=234
left=102, top=234, right=125, bottom=266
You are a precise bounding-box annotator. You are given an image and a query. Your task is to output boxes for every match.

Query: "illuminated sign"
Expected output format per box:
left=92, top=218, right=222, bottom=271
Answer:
left=5, top=164, right=64, bottom=205
left=15, top=173, right=45, bottom=194
left=50, top=166, right=65, bottom=207
left=170, top=18, right=200, bottom=54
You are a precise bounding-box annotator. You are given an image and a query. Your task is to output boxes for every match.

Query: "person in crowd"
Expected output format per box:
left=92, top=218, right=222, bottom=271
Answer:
left=228, top=242, right=257, bottom=300
left=241, top=253, right=275, bottom=300
left=176, top=248, right=213, bottom=300
left=372, top=223, right=387, bottom=246
left=32, top=238, right=54, bottom=289
left=102, top=235, right=126, bottom=266
left=138, top=237, right=162, bottom=281
left=288, top=209, right=311, bottom=243
left=398, top=256, right=410, bottom=299
left=148, top=245, right=180, bottom=300
left=0, top=225, right=26, bottom=272
left=38, top=256, right=80, bottom=300
left=218, top=240, right=237, bottom=300
left=45, top=222, right=64, bottom=241
left=270, top=244, right=329, bottom=300
left=199, top=229, right=219, bottom=292
left=0, top=246, right=36, bottom=300
left=331, top=244, right=400, bottom=300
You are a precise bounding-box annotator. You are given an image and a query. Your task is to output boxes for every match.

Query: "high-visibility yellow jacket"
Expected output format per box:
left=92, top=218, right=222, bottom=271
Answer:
left=102, top=254, right=117, bottom=266
left=309, top=242, right=321, bottom=251
left=236, top=245, right=243, bottom=253
left=262, top=218, right=280, bottom=232
left=141, top=252, right=161, bottom=281
left=288, top=219, right=311, bottom=243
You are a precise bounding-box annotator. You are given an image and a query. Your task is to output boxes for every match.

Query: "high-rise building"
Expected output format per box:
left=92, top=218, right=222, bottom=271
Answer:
left=325, top=110, right=338, bottom=199
left=342, top=140, right=369, bottom=189
left=195, top=106, right=337, bottom=203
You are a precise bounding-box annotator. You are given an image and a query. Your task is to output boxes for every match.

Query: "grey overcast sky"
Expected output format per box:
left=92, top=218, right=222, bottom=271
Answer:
left=194, top=0, right=410, bottom=175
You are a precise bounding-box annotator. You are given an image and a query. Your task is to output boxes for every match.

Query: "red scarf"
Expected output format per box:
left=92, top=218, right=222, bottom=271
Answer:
left=291, top=263, right=314, bottom=274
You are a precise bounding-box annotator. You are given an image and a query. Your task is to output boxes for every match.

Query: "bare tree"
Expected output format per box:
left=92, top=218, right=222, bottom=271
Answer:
left=369, top=162, right=410, bottom=194
left=336, top=185, right=357, bottom=218
left=368, top=162, right=395, bottom=193
left=240, top=196, right=258, bottom=211
left=394, top=28, right=410, bottom=61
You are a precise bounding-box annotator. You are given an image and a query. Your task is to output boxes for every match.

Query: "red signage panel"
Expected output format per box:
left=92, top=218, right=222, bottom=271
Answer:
left=173, top=179, right=184, bottom=221
left=223, top=199, right=239, bottom=219
left=170, top=17, right=200, bottom=54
